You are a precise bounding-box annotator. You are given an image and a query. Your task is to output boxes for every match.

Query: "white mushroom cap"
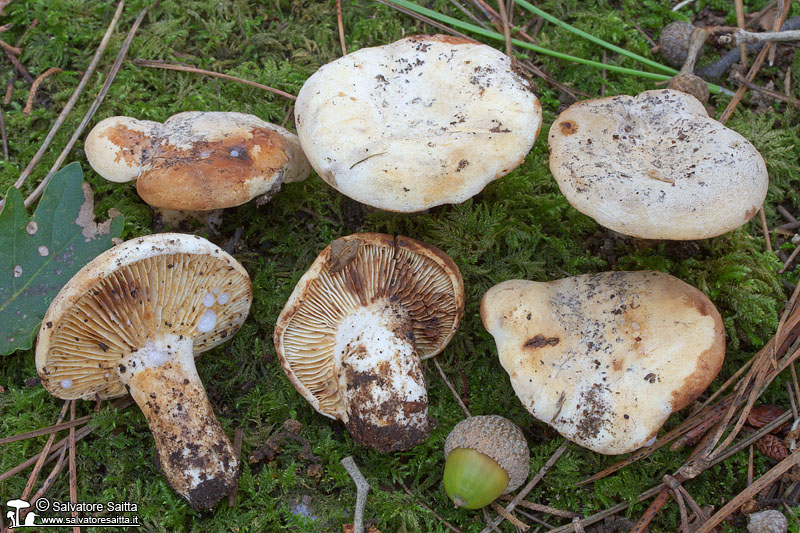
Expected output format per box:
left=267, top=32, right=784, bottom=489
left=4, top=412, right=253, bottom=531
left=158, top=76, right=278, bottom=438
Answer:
left=295, top=34, right=542, bottom=212
left=85, top=112, right=310, bottom=210
left=481, top=271, right=725, bottom=455
left=84, top=116, right=160, bottom=183
left=548, top=89, right=768, bottom=240
left=274, top=233, right=464, bottom=452
left=36, top=233, right=252, bottom=509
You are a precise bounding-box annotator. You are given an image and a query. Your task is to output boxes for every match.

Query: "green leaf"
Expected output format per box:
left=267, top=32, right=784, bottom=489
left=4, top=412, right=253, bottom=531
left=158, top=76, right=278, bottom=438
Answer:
left=0, top=162, right=124, bottom=355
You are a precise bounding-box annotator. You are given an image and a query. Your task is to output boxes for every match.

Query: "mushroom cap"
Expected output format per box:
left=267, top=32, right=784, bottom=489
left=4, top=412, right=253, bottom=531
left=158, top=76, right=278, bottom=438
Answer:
left=36, top=233, right=252, bottom=400
left=274, top=233, right=464, bottom=421
left=294, top=34, right=542, bottom=212
left=548, top=89, right=768, bottom=240
left=444, top=415, right=530, bottom=494
left=84, top=116, right=160, bottom=183
left=481, top=271, right=725, bottom=455
left=85, top=112, right=310, bottom=210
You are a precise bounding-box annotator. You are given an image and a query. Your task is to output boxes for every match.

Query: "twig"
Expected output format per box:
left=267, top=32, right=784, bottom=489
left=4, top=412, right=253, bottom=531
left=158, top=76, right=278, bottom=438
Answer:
left=10, top=1, right=124, bottom=193
left=490, top=501, right=529, bottom=530
left=228, top=428, right=244, bottom=507
left=723, top=27, right=800, bottom=45
left=695, top=449, right=800, bottom=532
left=0, top=398, right=132, bottom=484
left=0, top=37, right=20, bottom=55
left=449, top=0, right=491, bottom=30
left=734, top=0, right=749, bottom=68
left=664, top=475, right=690, bottom=532
left=3, top=43, right=33, bottom=83
left=69, top=401, right=79, bottom=533
left=0, top=104, right=7, bottom=159
left=0, top=414, right=92, bottom=446
left=341, top=456, right=369, bottom=533
left=400, top=480, right=462, bottom=533
left=571, top=516, right=586, bottom=533
left=499, top=497, right=579, bottom=518
left=495, top=0, right=512, bottom=58
left=375, top=0, right=473, bottom=41
left=760, top=208, right=774, bottom=252
left=17, top=445, right=69, bottom=529
left=633, top=22, right=657, bottom=47
left=780, top=245, right=800, bottom=274
left=481, top=439, right=568, bottom=533
left=0, top=23, right=11, bottom=32
left=778, top=205, right=798, bottom=224
left=4, top=18, right=38, bottom=105
left=20, top=401, right=70, bottom=501
left=672, top=0, right=698, bottom=11
left=788, top=381, right=799, bottom=420
left=22, top=67, right=62, bottom=115
left=23, top=7, right=147, bottom=208
left=336, top=0, right=347, bottom=56
left=732, top=71, right=800, bottom=107
left=719, top=0, right=793, bottom=123
left=748, top=445, right=754, bottom=486
left=131, top=60, right=297, bottom=100
left=433, top=358, right=471, bottom=417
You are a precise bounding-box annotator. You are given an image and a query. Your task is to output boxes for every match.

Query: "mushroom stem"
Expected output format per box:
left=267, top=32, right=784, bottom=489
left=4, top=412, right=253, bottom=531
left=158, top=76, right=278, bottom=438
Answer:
left=337, top=303, right=431, bottom=452
left=117, top=334, right=237, bottom=510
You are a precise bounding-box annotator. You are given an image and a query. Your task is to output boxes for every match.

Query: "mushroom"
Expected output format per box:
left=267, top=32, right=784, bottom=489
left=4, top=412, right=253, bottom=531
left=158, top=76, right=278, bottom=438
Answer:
left=294, top=34, right=542, bottom=212
left=548, top=89, right=768, bottom=240
left=274, top=233, right=464, bottom=452
left=35, top=233, right=252, bottom=509
left=481, top=271, right=725, bottom=454
left=85, top=111, right=310, bottom=211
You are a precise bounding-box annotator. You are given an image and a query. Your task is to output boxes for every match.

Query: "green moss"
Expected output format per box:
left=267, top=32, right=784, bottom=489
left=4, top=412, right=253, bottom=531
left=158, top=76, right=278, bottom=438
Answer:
left=2, top=0, right=799, bottom=531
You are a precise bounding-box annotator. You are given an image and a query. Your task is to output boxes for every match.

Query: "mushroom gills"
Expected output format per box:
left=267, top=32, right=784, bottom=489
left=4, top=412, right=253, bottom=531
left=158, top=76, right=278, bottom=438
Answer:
left=335, top=302, right=430, bottom=452
left=117, top=333, right=238, bottom=510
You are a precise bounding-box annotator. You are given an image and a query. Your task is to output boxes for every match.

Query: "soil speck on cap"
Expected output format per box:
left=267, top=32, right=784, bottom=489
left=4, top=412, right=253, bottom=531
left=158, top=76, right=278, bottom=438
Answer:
left=559, top=121, right=578, bottom=135
left=524, top=334, right=560, bottom=349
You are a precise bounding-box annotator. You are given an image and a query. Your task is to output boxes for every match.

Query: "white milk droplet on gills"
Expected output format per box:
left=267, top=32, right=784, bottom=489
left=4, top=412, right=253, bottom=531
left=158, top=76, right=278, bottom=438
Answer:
left=202, top=292, right=216, bottom=307
left=197, top=309, right=217, bottom=333
left=149, top=348, right=173, bottom=366
left=60, top=379, right=73, bottom=389
left=217, top=292, right=230, bottom=305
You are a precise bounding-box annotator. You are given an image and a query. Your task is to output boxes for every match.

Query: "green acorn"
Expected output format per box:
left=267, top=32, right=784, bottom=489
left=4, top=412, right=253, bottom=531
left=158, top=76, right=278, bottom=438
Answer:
left=443, top=415, right=530, bottom=509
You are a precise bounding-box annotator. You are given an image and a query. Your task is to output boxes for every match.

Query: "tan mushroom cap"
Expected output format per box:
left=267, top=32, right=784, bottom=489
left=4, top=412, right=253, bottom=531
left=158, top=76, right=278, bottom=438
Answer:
left=35, top=233, right=251, bottom=509
left=548, top=89, right=768, bottom=240
left=36, top=233, right=251, bottom=399
left=295, top=34, right=542, bottom=212
left=274, top=233, right=464, bottom=452
left=85, top=112, right=310, bottom=211
left=481, top=271, right=725, bottom=455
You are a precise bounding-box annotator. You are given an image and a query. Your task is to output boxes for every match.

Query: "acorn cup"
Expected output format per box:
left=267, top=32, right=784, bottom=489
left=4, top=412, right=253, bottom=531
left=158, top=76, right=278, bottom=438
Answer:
left=443, top=415, right=530, bottom=509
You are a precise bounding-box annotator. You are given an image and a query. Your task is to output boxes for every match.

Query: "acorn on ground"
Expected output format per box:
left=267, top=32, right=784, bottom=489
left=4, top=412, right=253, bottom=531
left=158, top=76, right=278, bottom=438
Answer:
left=443, top=415, right=529, bottom=509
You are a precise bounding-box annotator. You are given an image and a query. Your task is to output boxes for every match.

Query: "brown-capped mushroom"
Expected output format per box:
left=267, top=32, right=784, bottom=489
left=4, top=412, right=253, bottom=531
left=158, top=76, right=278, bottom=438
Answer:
left=36, top=233, right=252, bottom=509
left=548, top=89, right=768, bottom=240
left=294, top=35, right=542, bottom=212
left=274, top=233, right=464, bottom=452
left=481, top=271, right=725, bottom=454
left=85, top=111, right=310, bottom=211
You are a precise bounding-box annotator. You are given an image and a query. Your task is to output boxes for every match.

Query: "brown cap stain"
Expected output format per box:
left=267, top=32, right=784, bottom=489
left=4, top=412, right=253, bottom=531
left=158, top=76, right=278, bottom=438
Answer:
left=559, top=120, right=578, bottom=136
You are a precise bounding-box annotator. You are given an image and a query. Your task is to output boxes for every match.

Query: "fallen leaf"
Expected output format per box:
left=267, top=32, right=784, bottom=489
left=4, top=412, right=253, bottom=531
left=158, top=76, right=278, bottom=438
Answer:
left=0, top=162, right=124, bottom=355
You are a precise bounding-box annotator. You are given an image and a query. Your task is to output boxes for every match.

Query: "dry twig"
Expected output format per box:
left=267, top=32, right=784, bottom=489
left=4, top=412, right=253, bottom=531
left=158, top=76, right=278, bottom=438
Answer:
left=23, top=7, right=147, bottom=207
left=336, top=0, right=347, bottom=56
left=0, top=37, right=19, bottom=55
left=490, top=501, right=528, bottom=530
left=131, top=60, right=297, bottom=100
left=433, top=358, right=471, bottom=417
left=228, top=428, right=244, bottom=507
left=23, top=67, right=62, bottom=115
left=399, top=480, right=462, bottom=533
left=341, top=456, right=370, bottom=533
left=481, top=440, right=568, bottom=533
left=495, top=0, right=512, bottom=57
left=719, top=0, right=793, bottom=123
left=69, top=402, right=79, bottom=533
left=734, top=0, right=749, bottom=68
left=10, top=1, right=124, bottom=195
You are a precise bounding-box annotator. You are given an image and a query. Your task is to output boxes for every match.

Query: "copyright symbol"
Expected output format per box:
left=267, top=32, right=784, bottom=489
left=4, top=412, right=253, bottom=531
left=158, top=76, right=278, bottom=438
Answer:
left=34, top=497, right=50, bottom=512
